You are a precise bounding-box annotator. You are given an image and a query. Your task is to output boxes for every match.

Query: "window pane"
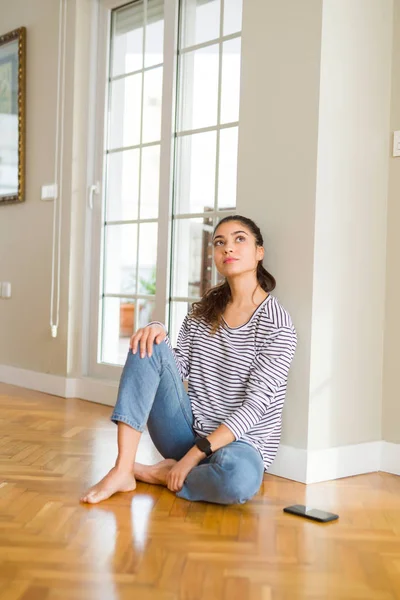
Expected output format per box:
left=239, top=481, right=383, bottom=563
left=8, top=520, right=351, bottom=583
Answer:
left=178, top=45, right=219, bottom=132
left=218, top=127, right=238, bottom=210
left=104, top=224, right=138, bottom=295
left=180, top=0, right=220, bottom=49
left=145, top=0, right=164, bottom=67
left=138, top=223, right=158, bottom=295
left=223, top=0, right=243, bottom=36
left=140, top=145, right=160, bottom=219
left=142, top=67, right=163, bottom=143
left=220, top=38, right=241, bottom=124
left=170, top=301, right=192, bottom=347
left=109, top=74, right=142, bottom=149
left=138, top=298, right=156, bottom=329
left=175, top=131, right=217, bottom=214
left=105, top=149, right=140, bottom=221
left=102, top=297, right=132, bottom=365
left=172, top=218, right=213, bottom=298
left=112, top=2, right=144, bottom=77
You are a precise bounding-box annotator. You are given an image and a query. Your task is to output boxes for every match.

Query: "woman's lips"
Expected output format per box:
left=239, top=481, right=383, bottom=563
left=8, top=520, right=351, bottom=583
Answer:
left=223, top=258, right=238, bottom=264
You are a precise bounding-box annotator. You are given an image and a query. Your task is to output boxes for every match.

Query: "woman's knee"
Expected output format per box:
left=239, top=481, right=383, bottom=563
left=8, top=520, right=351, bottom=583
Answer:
left=223, top=468, right=263, bottom=504
left=216, top=448, right=264, bottom=504
left=123, top=339, right=168, bottom=372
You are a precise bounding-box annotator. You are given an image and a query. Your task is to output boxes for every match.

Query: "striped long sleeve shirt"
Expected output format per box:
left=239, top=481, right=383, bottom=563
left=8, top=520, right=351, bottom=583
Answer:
left=157, top=294, right=297, bottom=471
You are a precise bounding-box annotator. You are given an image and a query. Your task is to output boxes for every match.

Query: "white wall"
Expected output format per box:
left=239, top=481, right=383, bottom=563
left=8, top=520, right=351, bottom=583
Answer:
left=383, top=0, right=400, bottom=445
left=238, top=0, right=394, bottom=455
left=308, top=0, right=393, bottom=450
left=66, top=0, right=96, bottom=379
left=237, top=0, right=323, bottom=449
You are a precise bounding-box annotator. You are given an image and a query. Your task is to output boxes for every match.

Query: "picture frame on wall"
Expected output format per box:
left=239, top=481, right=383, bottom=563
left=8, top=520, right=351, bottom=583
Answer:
left=0, top=27, right=26, bottom=206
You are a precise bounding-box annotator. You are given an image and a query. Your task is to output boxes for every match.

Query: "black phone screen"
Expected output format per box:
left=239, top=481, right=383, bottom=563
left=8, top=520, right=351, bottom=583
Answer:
left=283, top=504, right=339, bottom=522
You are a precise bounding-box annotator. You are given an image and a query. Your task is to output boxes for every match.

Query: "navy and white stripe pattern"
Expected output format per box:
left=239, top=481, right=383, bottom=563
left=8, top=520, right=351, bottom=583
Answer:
left=157, top=295, right=297, bottom=471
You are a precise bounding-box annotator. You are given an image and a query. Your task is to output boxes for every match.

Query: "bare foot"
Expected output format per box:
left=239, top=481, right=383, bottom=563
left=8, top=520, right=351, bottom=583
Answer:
left=134, top=459, right=177, bottom=486
left=80, top=466, right=136, bottom=504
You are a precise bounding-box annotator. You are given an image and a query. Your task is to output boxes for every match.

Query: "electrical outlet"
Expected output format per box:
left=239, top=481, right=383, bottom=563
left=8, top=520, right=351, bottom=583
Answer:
left=1, top=282, right=11, bottom=298
left=393, top=131, right=400, bottom=157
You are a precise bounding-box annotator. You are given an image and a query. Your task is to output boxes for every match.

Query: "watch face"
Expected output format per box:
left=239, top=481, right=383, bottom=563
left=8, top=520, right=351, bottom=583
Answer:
left=196, top=438, right=212, bottom=455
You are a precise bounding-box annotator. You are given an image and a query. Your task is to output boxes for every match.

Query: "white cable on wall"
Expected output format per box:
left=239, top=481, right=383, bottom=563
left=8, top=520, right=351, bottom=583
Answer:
left=50, top=0, right=67, bottom=338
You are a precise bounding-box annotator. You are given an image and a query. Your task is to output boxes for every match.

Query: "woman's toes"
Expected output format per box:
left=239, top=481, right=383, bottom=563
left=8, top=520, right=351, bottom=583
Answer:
left=80, top=468, right=136, bottom=504
left=80, top=487, right=113, bottom=504
left=86, top=490, right=108, bottom=504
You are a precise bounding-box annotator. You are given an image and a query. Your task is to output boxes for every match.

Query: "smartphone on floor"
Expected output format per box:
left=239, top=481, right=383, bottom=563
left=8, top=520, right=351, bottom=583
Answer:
left=283, top=504, right=339, bottom=523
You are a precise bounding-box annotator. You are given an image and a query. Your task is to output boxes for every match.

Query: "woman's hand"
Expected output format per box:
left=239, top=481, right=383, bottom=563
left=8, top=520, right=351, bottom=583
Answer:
left=166, top=448, right=204, bottom=492
left=130, top=324, right=167, bottom=358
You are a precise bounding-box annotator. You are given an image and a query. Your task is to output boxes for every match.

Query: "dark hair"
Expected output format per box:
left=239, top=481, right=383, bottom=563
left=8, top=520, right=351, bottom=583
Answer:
left=191, top=215, right=276, bottom=333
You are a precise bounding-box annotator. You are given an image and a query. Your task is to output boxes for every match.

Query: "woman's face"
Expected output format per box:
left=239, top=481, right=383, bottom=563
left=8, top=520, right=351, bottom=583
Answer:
left=212, top=220, right=264, bottom=278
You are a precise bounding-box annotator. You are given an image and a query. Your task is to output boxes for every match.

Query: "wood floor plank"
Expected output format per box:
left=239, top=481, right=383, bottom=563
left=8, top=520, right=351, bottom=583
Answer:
left=1, top=383, right=400, bottom=600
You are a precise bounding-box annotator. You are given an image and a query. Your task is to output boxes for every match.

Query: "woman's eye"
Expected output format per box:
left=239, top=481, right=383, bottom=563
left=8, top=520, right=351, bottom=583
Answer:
left=236, top=236, right=245, bottom=242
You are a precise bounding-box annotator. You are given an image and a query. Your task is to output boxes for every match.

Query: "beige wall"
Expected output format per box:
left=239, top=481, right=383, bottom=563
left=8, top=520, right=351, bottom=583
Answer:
left=237, top=0, right=323, bottom=449
left=383, top=0, right=400, bottom=444
left=308, top=0, right=393, bottom=450
left=0, top=0, right=93, bottom=378
left=0, top=0, right=77, bottom=376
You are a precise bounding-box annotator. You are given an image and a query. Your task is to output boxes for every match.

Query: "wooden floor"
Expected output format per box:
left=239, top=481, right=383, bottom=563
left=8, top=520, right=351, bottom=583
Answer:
left=1, top=384, right=400, bottom=600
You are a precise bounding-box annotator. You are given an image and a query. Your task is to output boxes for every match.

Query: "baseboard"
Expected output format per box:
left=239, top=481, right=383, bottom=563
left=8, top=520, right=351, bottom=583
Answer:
left=268, top=441, right=398, bottom=484
left=0, top=363, right=72, bottom=398
left=381, top=441, right=400, bottom=476
left=74, top=377, right=117, bottom=406
left=0, top=364, right=117, bottom=406
left=305, top=441, right=382, bottom=484
left=268, top=444, right=308, bottom=483
left=1, top=364, right=399, bottom=481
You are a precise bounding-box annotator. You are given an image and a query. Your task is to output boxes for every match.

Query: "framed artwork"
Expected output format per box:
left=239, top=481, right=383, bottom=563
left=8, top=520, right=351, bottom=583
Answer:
left=0, top=27, right=26, bottom=206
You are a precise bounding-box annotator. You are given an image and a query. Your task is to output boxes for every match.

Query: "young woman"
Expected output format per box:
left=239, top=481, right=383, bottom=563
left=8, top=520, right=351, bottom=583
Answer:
left=81, top=215, right=297, bottom=505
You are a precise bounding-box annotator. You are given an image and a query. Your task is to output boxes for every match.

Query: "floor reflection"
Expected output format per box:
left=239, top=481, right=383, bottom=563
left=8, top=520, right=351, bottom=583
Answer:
left=82, top=491, right=156, bottom=580
left=130, top=494, right=155, bottom=551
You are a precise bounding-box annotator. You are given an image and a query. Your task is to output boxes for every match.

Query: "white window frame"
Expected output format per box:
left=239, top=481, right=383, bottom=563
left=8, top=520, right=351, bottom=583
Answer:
left=84, top=0, right=242, bottom=378
left=168, top=1, right=241, bottom=343
left=86, top=0, right=179, bottom=380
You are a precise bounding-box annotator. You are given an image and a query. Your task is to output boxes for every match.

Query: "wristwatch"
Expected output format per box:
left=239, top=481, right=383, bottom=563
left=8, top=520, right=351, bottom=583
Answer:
left=195, top=437, right=213, bottom=457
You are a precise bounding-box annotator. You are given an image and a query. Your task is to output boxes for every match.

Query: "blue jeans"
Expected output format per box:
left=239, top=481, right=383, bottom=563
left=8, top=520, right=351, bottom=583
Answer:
left=111, top=341, right=264, bottom=505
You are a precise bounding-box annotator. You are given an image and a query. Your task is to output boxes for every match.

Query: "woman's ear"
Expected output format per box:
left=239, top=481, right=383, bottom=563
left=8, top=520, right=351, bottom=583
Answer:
left=257, top=246, right=265, bottom=262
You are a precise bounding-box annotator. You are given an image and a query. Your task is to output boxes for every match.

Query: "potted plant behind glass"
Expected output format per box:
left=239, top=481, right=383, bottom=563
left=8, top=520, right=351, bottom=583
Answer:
left=119, top=270, right=136, bottom=338
left=138, top=267, right=156, bottom=326
left=139, top=268, right=156, bottom=295
left=119, top=300, right=135, bottom=337
left=120, top=268, right=157, bottom=337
